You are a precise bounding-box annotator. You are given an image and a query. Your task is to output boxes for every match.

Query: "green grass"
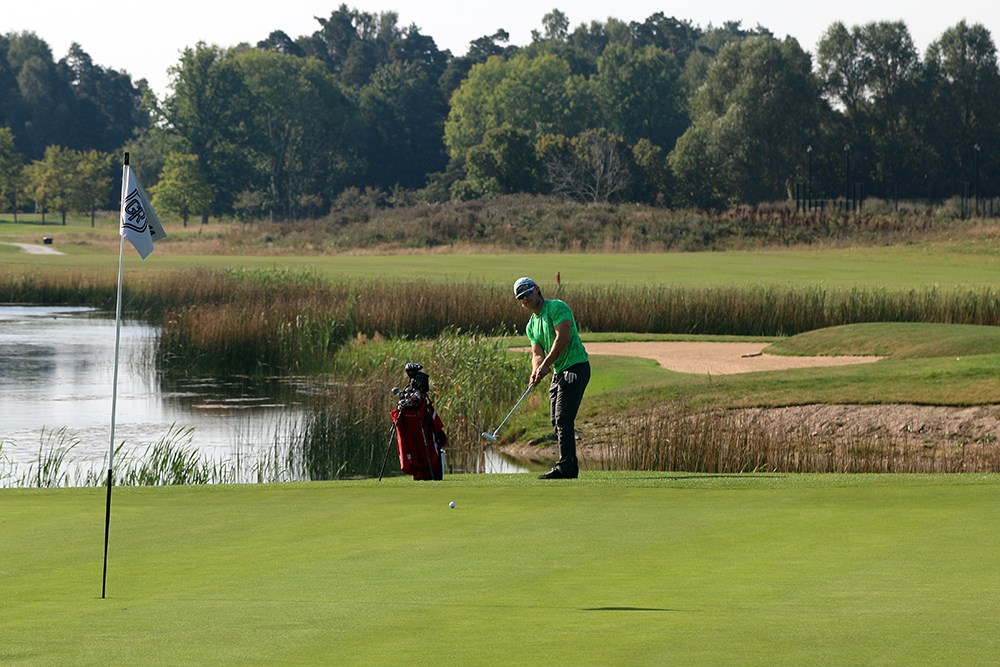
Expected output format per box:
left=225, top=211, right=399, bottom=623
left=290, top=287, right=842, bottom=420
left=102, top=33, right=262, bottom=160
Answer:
left=2, top=474, right=999, bottom=665
left=5, top=246, right=1000, bottom=289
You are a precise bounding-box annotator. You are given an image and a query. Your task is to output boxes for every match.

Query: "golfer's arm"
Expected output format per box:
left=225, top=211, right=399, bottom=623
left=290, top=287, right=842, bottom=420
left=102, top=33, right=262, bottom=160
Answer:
left=531, top=342, right=546, bottom=375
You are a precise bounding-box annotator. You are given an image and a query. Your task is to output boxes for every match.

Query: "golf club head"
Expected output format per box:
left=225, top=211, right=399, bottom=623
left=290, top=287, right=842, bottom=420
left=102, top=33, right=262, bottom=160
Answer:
left=481, top=431, right=497, bottom=442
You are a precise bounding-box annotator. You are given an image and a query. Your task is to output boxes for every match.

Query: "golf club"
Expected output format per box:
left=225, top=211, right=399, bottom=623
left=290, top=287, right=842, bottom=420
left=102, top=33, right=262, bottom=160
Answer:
left=481, top=382, right=536, bottom=442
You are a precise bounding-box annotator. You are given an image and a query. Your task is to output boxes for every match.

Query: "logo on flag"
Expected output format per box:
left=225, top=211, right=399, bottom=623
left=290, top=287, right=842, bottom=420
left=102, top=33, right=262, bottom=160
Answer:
left=120, top=166, right=166, bottom=259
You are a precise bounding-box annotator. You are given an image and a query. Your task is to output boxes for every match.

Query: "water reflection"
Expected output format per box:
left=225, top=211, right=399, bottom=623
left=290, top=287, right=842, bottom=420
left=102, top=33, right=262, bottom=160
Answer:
left=0, top=306, right=307, bottom=473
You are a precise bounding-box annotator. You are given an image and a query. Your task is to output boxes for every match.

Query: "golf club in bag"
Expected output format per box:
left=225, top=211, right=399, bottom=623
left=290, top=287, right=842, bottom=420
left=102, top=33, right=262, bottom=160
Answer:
left=378, top=363, right=447, bottom=481
left=481, top=382, right=536, bottom=443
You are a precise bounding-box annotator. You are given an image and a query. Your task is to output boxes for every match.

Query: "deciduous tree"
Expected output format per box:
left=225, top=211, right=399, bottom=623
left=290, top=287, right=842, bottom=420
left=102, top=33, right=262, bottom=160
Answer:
left=541, top=128, right=632, bottom=202
left=922, top=21, right=1000, bottom=196
left=670, top=36, right=823, bottom=206
left=150, top=152, right=213, bottom=226
left=445, top=53, right=595, bottom=160
left=0, top=127, right=25, bottom=220
left=594, top=43, right=687, bottom=151
left=460, top=124, right=542, bottom=196
left=71, top=149, right=113, bottom=226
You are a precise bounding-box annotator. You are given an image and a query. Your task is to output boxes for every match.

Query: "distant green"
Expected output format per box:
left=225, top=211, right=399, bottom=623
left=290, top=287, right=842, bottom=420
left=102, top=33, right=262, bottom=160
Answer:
left=2, top=246, right=999, bottom=288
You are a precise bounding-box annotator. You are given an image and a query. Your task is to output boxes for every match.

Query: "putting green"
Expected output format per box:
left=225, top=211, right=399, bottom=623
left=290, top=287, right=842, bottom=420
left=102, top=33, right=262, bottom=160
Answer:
left=3, top=473, right=999, bottom=665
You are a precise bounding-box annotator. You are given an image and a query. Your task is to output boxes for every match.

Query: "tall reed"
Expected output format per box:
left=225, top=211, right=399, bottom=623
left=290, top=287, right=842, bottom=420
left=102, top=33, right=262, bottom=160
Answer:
left=417, top=328, right=526, bottom=472
left=571, top=284, right=1000, bottom=336
left=29, top=427, right=79, bottom=488
left=0, top=443, right=8, bottom=486
left=294, top=329, right=527, bottom=478
left=293, top=380, right=391, bottom=479
left=151, top=276, right=1000, bottom=374
left=0, top=270, right=118, bottom=308
left=157, top=300, right=351, bottom=374
left=104, top=424, right=303, bottom=486
left=9, top=268, right=1000, bottom=344
left=605, top=403, right=1000, bottom=473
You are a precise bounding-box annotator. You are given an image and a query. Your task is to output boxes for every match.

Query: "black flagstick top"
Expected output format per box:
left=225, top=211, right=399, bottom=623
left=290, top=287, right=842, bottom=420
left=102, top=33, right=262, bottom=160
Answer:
left=124, top=152, right=129, bottom=166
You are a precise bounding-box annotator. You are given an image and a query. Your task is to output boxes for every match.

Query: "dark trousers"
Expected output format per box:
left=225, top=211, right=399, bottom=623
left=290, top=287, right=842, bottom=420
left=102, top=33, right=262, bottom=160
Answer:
left=549, top=361, right=590, bottom=468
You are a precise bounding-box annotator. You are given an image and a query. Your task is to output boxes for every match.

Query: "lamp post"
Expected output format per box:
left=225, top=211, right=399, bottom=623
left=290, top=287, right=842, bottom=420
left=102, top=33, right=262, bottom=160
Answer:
left=844, top=144, right=851, bottom=211
left=975, top=143, right=981, bottom=216
left=807, top=145, right=813, bottom=210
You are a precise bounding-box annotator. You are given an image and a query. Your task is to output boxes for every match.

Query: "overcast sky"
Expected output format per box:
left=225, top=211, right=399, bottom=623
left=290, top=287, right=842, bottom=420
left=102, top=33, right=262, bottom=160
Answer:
left=5, top=1, right=999, bottom=96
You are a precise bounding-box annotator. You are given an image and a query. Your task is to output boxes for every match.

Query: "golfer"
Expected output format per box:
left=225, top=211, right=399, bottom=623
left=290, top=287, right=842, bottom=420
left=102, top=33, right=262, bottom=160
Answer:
left=514, top=276, right=590, bottom=479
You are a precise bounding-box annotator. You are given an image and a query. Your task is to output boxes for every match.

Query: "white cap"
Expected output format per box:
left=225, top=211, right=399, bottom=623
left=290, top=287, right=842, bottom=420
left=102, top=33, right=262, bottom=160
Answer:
left=513, top=277, right=537, bottom=299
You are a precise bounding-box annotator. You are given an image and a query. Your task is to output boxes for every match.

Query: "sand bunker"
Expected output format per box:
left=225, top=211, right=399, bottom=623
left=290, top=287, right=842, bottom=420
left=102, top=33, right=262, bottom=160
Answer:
left=584, top=341, right=881, bottom=375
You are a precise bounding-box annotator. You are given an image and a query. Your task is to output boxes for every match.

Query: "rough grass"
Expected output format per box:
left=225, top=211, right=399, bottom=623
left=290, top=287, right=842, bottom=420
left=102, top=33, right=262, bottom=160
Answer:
left=6, top=195, right=997, bottom=254
left=2, top=474, right=999, bottom=665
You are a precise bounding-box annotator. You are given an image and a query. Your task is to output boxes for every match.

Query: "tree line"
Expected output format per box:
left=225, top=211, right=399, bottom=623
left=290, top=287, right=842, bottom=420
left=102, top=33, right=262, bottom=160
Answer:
left=1, top=6, right=998, bottom=223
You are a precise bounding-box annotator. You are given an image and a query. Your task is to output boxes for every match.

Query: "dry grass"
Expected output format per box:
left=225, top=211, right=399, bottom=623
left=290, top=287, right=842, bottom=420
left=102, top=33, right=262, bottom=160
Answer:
left=597, top=402, right=1000, bottom=473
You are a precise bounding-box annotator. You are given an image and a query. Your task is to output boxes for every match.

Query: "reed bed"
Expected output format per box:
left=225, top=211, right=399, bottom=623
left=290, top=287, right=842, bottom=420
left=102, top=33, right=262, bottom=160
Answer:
left=24, top=427, right=79, bottom=488
left=7, top=269, right=1000, bottom=344
left=107, top=426, right=298, bottom=486
left=0, top=270, right=118, bottom=308
left=570, top=284, right=1000, bottom=336
left=156, top=301, right=351, bottom=374
left=604, top=403, right=1000, bottom=473
left=292, top=380, right=391, bottom=479
left=0, top=425, right=298, bottom=488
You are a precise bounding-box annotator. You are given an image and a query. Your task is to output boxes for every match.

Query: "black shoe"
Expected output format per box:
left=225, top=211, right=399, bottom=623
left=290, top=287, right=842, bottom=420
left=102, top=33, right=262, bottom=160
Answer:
left=538, top=465, right=578, bottom=480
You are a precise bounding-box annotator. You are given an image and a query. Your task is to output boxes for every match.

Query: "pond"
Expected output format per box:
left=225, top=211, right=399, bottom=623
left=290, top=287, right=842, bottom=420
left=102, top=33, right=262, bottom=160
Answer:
left=0, top=306, right=524, bottom=485
left=0, top=305, right=311, bottom=480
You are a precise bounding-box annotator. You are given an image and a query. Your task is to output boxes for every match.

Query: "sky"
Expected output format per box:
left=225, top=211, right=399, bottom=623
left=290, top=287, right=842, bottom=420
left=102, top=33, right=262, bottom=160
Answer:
left=5, top=1, right=1000, bottom=97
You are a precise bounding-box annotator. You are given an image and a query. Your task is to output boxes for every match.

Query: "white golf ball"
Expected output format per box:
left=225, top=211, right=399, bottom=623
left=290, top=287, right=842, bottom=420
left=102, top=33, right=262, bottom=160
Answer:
left=449, top=501, right=456, bottom=509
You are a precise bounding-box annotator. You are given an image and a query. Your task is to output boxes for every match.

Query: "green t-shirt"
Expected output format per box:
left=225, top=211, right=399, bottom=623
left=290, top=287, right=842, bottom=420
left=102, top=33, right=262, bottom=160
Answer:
left=526, top=299, right=589, bottom=374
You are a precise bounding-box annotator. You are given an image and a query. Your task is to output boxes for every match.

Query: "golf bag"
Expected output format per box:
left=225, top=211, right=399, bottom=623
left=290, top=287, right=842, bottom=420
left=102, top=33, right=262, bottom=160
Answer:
left=389, top=363, right=447, bottom=480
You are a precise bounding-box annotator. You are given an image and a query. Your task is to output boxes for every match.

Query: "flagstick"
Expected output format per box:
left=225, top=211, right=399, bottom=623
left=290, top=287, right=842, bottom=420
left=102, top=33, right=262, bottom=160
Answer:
left=102, top=156, right=129, bottom=599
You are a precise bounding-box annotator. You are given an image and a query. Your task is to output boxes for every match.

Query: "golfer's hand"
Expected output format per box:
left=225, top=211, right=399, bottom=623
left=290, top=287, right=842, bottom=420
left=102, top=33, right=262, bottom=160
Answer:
left=564, top=371, right=577, bottom=384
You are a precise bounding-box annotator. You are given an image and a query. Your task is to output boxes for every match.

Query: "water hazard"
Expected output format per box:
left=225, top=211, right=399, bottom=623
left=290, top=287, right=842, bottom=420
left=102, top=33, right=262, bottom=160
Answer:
left=0, top=306, right=306, bottom=478
left=0, top=306, right=525, bottom=483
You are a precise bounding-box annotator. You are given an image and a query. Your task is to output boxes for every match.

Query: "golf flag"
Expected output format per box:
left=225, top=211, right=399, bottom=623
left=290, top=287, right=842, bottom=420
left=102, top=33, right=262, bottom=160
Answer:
left=119, top=164, right=166, bottom=259
left=105, top=153, right=165, bottom=599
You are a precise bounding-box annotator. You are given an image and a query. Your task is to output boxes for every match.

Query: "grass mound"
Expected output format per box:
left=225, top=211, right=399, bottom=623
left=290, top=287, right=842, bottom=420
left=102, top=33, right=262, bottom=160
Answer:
left=767, top=322, right=1000, bottom=359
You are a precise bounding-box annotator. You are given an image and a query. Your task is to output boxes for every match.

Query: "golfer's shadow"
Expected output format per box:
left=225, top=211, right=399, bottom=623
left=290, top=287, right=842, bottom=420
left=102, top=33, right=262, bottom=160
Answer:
left=582, top=606, right=675, bottom=612
left=641, top=474, right=785, bottom=481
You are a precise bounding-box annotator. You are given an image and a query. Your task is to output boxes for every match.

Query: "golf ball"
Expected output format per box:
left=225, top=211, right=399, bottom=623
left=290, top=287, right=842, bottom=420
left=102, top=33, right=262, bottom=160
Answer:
left=449, top=501, right=456, bottom=509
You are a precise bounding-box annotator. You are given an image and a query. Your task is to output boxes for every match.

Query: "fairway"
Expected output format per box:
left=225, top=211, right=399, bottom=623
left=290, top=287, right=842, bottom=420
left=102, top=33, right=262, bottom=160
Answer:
left=5, top=239, right=1000, bottom=289
left=3, top=474, right=999, bottom=665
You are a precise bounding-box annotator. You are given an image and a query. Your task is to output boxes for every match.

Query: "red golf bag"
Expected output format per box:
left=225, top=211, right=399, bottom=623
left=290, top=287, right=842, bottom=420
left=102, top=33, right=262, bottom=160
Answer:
left=387, top=363, right=447, bottom=480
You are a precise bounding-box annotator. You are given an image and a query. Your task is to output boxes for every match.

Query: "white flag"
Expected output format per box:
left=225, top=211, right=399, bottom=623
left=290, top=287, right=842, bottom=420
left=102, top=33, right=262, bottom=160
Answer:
left=119, top=165, right=166, bottom=259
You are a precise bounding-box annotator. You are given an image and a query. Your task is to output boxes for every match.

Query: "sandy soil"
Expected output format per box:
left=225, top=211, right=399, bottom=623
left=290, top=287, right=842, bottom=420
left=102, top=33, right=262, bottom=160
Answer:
left=585, top=341, right=881, bottom=375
